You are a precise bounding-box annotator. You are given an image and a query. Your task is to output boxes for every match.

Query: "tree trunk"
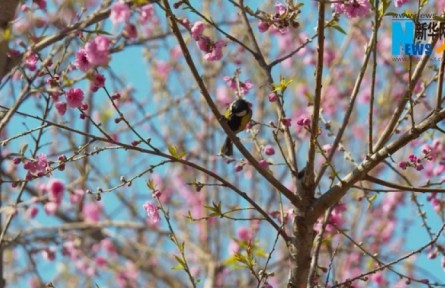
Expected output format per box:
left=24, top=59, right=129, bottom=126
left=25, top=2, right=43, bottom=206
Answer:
left=288, top=213, right=315, bottom=288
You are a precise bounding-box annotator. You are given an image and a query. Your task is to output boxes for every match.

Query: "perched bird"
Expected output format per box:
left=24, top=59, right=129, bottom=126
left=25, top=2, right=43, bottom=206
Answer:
left=220, top=98, right=252, bottom=157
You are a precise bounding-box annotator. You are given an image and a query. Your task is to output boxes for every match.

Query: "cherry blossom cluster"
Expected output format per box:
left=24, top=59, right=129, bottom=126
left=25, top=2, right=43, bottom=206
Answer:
left=332, top=0, right=371, bottom=19
left=188, top=21, right=225, bottom=61
left=257, top=2, right=301, bottom=34
left=398, top=144, right=438, bottom=171
left=110, top=1, right=156, bottom=40
left=223, top=75, right=253, bottom=95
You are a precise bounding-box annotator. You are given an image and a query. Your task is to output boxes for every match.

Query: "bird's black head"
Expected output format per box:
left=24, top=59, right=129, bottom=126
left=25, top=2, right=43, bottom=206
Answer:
left=231, top=99, right=250, bottom=114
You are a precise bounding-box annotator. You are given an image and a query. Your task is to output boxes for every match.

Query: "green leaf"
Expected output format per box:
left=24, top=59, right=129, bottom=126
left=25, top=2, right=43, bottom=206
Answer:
left=167, top=145, right=186, bottom=159
left=331, top=24, right=346, bottom=35
left=173, top=255, right=185, bottom=269
left=19, top=144, right=28, bottom=156
left=146, top=179, right=155, bottom=191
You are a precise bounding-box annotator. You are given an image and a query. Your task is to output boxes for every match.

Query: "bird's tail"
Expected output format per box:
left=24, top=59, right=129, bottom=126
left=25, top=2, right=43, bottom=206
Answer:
left=220, top=136, right=233, bottom=157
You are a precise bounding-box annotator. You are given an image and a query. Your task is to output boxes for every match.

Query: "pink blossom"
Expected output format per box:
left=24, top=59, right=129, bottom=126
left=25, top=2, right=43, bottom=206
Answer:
left=416, top=164, right=424, bottom=171
left=275, top=2, right=287, bottom=15
left=332, top=0, right=371, bottom=18
left=85, top=36, right=111, bottom=67
left=90, top=73, right=106, bottom=92
left=259, top=159, right=269, bottom=169
left=95, top=256, right=107, bottom=267
left=224, top=76, right=253, bottom=94
left=191, top=21, right=205, bottom=40
left=83, top=202, right=101, bottom=222
left=268, top=93, right=278, bottom=102
left=101, top=238, right=117, bottom=255
left=408, top=154, right=417, bottom=162
left=398, top=161, right=408, bottom=169
left=70, top=189, right=84, bottom=204
left=25, top=53, right=38, bottom=71
left=27, top=206, right=39, bottom=218
left=110, top=2, right=131, bottom=24
left=47, top=178, right=65, bottom=204
left=143, top=201, right=160, bottom=225
left=139, top=4, right=154, bottom=24
left=34, top=0, right=46, bottom=9
left=297, top=117, right=310, bottom=126
left=234, top=163, right=243, bottom=172
left=55, top=102, right=67, bottom=115
left=123, top=23, right=138, bottom=40
left=197, top=36, right=211, bottom=52
left=204, top=40, right=225, bottom=61
left=216, top=86, right=231, bottom=106
left=281, top=117, right=292, bottom=127
left=44, top=202, right=58, bottom=215
left=394, top=0, right=409, bottom=7
left=66, top=88, right=84, bottom=108
left=322, top=144, right=332, bottom=153
left=258, top=21, right=270, bottom=32
left=264, top=145, right=275, bottom=156
left=155, top=61, right=170, bottom=78
left=237, top=227, right=253, bottom=242
left=74, top=49, right=92, bottom=72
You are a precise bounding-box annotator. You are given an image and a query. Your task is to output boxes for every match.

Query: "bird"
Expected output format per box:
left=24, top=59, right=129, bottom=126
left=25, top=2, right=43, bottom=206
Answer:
left=220, top=98, right=252, bottom=157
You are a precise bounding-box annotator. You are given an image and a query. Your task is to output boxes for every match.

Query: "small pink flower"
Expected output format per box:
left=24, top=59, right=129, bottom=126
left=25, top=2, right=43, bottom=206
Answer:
left=83, top=202, right=102, bottom=222
left=27, top=206, right=39, bottom=218
left=281, top=117, right=292, bottom=127
left=25, top=53, right=38, bottom=71
left=416, top=164, right=424, bottom=171
left=55, top=102, right=67, bottom=115
left=275, top=2, right=287, bottom=15
left=74, top=49, right=91, bottom=72
left=258, top=21, right=270, bottom=32
left=34, top=0, right=46, bottom=9
left=264, top=145, right=275, bottom=156
left=268, top=93, right=278, bottom=102
left=259, top=159, right=269, bottom=169
left=191, top=21, right=205, bottom=40
left=398, top=161, right=408, bottom=170
left=237, top=227, right=253, bottom=242
left=156, top=61, right=170, bottom=78
left=101, top=238, right=117, bottom=254
left=47, top=178, right=65, bottom=204
left=143, top=201, right=160, bottom=225
left=197, top=36, right=211, bottom=52
left=95, top=256, right=107, bottom=267
left=204, top=40, right=225, bottom=61
left=85, top=36, right=110, bottom=67
left=234, top=163, right=243, bottom=172
left=322, top=144, right=332, bottom=153
left=394, top=0, right=409, bottom=7
left=123, top=23, right=138, bottom=40
left=408, top=154, right=417, bottom=162
left=297, top=117, right=310, bottom=126
left=44, top=202, right=58, bottom=215
left=110, top=1, right=131, bottom=24
left=70, top=189, right=84, bottom=204
left=332, top=0, right=371, bottom=18
left=139, top=4, right=154, bottom=24
left=90, top=73, right=106, bottom=92
left=66, top=88, right=84, bottom=108
left=224, top=76, right=253, bottom=94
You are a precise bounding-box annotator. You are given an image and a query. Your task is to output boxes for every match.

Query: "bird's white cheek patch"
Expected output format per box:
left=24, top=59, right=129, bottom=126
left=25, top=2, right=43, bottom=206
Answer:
left=236, top=111, right=247, bottom=117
